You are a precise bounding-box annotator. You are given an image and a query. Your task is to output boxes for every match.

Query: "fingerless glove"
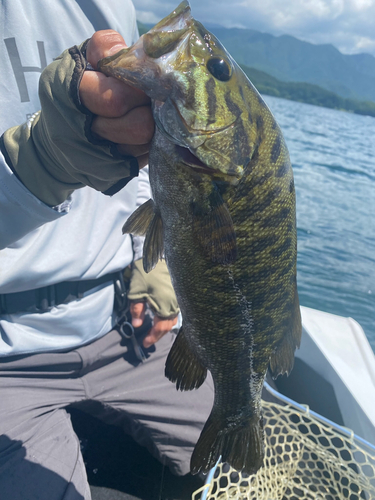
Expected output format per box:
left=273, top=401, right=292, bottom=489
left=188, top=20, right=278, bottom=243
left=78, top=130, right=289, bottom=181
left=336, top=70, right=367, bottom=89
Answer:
left=128, top=259, right=179, bottom=319
left=1, top=40, right=138, bottom=206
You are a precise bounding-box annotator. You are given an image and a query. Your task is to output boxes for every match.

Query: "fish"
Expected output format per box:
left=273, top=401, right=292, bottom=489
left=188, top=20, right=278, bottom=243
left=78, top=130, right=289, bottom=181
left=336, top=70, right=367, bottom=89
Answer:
left=98, top=0, right=302, bottom=476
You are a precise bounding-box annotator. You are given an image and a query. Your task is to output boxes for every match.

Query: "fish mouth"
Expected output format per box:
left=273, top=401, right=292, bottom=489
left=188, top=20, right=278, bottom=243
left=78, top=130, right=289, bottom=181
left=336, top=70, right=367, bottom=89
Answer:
left=175, top=145, right=213, bottom=172
left=154, top=98, right=241, bottom=179
left=154, top=113, right=210, bottom=171
left=155, top=97, right=238, bottom=138
left=176, top=144, right=239, bottom=183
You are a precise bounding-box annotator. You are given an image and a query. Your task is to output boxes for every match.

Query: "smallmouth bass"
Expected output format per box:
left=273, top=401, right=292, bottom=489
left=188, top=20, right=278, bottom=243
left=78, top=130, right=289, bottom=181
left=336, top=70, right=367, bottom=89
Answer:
left=99, top=0, right=302, bottom=475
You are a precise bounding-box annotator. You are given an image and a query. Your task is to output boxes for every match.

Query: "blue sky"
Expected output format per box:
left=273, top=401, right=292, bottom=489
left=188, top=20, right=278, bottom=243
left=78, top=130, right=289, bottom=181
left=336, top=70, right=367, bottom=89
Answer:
left=132, top=0, right=375, bottom=57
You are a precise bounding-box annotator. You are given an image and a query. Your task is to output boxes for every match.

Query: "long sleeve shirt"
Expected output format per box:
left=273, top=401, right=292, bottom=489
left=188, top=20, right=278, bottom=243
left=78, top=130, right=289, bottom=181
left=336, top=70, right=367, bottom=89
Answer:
left=0, top=0, right=151, bottom=356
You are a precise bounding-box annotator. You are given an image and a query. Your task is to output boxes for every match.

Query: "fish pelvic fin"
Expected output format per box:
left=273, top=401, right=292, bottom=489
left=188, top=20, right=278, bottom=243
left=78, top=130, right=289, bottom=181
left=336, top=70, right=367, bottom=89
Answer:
left=191, top=411, right=264, bottom=476
left=165, top=326, right=207, bottom=391
left=193, top=187, right=237, bottom=265
left=122, top=198, right=155, bottom=236
left=270, top=286, right=302, bottom=378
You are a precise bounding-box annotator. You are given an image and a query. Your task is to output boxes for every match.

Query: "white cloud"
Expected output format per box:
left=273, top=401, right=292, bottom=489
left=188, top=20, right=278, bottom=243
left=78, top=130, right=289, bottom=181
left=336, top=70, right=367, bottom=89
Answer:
left=348, top=0, right=373, bottom=10
left=132, top=0, right=375, bottom=56
left=355, top=36, right=375, bottom=51
left=136, top=10, right=161, bottom=24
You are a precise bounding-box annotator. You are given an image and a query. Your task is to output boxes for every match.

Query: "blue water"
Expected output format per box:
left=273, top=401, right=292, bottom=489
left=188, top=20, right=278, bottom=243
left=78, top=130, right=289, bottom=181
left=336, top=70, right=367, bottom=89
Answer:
left=263, top=96, right=375, bottom=352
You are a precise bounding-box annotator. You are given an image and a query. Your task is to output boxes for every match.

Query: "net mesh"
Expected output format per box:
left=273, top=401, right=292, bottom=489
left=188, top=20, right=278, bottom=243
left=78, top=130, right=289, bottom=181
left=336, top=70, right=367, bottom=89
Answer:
left=192, top=389, right=375, bottom=500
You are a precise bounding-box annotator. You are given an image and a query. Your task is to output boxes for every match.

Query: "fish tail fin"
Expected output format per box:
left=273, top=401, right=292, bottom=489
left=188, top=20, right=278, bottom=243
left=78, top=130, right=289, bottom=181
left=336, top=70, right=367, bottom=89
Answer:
left=190, top=410, right=264, bottom=476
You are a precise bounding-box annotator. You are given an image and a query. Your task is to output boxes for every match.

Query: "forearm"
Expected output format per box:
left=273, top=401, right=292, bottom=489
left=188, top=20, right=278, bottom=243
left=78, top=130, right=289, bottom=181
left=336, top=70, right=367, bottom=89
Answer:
left=1, top=41, right=139, bottom=207
left=0, top=30, right=154, bottom=248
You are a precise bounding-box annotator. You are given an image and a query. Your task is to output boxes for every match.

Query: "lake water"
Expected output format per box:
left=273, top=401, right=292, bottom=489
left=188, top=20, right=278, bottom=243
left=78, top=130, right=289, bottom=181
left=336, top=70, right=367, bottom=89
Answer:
left=263, top=96, right=375, bottom=352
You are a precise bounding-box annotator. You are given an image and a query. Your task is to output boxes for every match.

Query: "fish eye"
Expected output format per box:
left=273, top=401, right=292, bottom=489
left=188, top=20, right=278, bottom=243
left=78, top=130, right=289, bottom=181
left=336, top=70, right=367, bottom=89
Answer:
left=206, top=57, right=232, bottom=82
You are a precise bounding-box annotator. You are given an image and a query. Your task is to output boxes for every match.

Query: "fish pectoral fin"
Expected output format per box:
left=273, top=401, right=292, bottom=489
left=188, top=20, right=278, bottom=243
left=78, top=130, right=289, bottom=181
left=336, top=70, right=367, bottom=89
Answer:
left=193, top=190, right=237, bottom=265
left=165, top=325, right=207, bottom=391
left=190, top=410, right=264, bottom=476
left=143, top=210, right=164, bottom=273
left=122, top=198, right=155, bottom=236
left=122, top=198, right=164, bottom=273
left=270, top=288, right=302, bottom=378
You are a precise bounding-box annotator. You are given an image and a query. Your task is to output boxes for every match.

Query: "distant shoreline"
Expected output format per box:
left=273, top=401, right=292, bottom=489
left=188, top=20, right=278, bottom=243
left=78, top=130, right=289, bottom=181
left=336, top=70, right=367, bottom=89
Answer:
left=240, top=65, right=375, bottom=119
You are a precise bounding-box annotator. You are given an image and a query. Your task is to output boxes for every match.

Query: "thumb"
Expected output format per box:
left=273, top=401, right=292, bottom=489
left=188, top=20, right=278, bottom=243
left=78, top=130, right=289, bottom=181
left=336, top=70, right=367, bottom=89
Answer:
left=86, top=29, right=127, bottom=69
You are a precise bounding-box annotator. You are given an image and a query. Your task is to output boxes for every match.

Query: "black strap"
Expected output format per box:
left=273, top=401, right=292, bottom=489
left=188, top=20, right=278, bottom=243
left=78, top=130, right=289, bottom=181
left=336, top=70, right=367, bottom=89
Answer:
left=0, top=272, right=121, bottom=315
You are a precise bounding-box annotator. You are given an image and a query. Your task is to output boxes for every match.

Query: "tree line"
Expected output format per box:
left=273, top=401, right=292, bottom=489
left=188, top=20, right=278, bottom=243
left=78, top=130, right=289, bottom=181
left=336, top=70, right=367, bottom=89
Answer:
left=240, top=65, right=375, bottom=118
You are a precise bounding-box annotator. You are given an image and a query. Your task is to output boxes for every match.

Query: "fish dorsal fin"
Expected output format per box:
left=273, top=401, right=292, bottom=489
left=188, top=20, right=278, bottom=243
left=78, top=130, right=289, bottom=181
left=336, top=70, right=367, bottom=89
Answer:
left=122, top=198, right=155, bottom=236
left=193, top=187, right=237, bottom=265
left=143, top=210, right=164, bottom=273
left=165, top=325, right=207, bottom=391
left=122, top=199, right=164, bottom=273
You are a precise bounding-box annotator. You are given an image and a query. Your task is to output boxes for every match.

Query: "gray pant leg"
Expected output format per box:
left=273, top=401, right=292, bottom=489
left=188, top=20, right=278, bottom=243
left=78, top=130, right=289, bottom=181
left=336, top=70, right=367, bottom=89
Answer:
left=80, top=330, right=215, bottom=476
left=0, top=353, right=90, bottom=500
left=0, top=327, right=215, bottom=497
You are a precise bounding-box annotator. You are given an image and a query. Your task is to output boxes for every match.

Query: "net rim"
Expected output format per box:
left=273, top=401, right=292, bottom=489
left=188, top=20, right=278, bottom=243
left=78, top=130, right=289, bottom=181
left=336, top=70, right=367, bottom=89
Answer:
left=198, top=382, right=375, bottom=500
left=263, top=381, right=375, bottom=455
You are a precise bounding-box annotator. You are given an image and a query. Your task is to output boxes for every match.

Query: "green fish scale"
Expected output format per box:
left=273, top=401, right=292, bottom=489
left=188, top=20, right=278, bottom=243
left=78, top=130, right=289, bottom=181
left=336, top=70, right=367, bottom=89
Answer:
left=150, top=131, right=291, bottom=419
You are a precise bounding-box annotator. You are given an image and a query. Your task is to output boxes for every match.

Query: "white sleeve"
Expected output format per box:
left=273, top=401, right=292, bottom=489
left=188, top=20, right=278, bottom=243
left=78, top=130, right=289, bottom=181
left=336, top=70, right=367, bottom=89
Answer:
left=136, top=165, right=151, bottom=207
left=0, top=152, right=69, bottom=250
left=132, top=165, right=151, bottom=262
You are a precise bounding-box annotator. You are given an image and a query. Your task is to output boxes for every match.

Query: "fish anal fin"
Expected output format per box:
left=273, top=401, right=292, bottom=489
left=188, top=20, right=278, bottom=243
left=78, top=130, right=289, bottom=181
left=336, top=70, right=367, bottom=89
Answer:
left=270, top=288, right=302, bottom=378
left=190, top=410, right=264, bottom=476
left=193, top=189, right=237, bottom=265
left=165, top=326, right=207, bottom=391
left=143, top=210, right=164, bottom=273
left=122, top=199, right=155, bottom=236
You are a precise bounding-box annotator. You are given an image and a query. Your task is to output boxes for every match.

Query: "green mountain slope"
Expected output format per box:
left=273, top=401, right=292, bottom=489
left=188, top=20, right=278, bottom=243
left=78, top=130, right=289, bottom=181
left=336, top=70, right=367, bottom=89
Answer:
left=240, top=65, right=375, bottom=118
left=137, top=21, right=149, bottom=36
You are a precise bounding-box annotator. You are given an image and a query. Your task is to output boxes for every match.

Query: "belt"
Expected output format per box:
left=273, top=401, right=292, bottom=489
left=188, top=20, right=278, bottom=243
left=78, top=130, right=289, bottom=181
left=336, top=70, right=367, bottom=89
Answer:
left=0, top=272, right=121, bottom=315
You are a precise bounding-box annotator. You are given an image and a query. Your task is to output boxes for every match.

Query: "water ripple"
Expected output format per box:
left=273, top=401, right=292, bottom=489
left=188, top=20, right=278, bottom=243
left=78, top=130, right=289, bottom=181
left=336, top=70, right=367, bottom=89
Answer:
left=264, top=95, right=375, bottom=351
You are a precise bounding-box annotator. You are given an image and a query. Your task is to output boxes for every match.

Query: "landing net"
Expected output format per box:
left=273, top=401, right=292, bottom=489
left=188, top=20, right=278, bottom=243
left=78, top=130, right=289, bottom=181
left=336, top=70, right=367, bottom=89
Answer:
left=193, top=382, right=375, bottom=500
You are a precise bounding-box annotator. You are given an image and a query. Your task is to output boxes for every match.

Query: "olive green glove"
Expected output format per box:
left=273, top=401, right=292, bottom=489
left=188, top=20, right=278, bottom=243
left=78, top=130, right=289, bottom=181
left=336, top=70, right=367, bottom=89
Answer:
left=1, top=41, right=138, bottom=206
left=128, top=259, right=180, bottom=319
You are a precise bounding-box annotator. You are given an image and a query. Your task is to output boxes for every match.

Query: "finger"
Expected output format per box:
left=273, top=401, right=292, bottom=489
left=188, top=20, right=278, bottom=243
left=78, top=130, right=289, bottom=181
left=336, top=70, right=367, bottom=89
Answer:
left=143, top=316, right=178, bottom=348
left=91, top=105, right=154, bottom=144
left=86, top=30, right=127, bottom=69
left=130, top=301, right=146, bottom=328
left=80, top=71, right=151, bottom=117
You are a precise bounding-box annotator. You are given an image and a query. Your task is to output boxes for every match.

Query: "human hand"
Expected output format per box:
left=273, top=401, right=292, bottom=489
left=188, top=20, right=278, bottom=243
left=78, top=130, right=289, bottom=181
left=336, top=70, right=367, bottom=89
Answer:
left=80, top=30, right=154, bottom=169
left=127, top=259, right=179, bottom=348
left=130, top=302, right=178, bottom=348
left=3, top=31, right=155, bottom=207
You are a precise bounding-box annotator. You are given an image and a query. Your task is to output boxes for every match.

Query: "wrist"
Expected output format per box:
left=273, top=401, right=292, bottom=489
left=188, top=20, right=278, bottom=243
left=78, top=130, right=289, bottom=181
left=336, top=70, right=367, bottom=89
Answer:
left=2, top=114, right=83, bottom=206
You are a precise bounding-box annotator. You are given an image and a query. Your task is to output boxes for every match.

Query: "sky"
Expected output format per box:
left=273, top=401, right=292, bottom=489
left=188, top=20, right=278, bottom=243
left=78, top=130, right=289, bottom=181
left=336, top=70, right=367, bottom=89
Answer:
left=132, top=0, right=375, bottom=57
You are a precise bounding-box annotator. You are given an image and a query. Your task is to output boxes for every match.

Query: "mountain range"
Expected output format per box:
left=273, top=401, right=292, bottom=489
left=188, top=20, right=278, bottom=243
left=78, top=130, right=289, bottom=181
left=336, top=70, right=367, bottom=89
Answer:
left=207, top=27, right=375, bottom=104
left=138, top=21, right=375, bottom=106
